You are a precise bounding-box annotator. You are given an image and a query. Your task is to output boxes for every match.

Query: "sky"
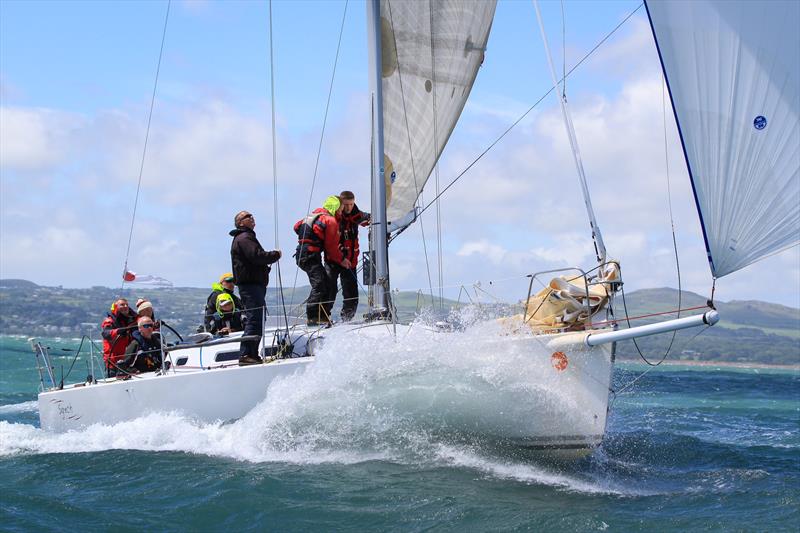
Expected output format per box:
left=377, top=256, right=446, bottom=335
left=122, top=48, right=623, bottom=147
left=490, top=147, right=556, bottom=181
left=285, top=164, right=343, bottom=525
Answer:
left=1, top=0, right=798, bottom=309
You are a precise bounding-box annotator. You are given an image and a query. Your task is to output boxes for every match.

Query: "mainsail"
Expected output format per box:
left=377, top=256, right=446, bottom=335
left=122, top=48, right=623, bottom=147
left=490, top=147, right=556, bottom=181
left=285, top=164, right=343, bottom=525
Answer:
left=380, top=0, right=496, bottom=226
left=646, top=0, right=800, bottom=278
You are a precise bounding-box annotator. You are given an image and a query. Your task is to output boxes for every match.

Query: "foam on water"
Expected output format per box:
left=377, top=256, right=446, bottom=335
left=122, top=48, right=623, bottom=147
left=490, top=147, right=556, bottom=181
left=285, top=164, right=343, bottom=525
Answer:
left=0, top=314, right=621, bottom=492
left=2, top=331, right=797, bottom=527
left=0, top=401, right=37, bottom=414
left=431, top=444, right=648, bottom=496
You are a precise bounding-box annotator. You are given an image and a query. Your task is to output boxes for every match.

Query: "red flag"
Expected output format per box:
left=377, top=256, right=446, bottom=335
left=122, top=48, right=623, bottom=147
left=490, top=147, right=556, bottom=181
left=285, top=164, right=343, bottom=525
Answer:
left=122, top=270, right=172, bottom=287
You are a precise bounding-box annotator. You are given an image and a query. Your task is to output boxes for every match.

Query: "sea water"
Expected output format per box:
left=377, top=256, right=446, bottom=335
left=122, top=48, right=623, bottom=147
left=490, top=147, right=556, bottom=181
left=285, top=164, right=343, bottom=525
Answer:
left=0, top=329, right=798, bottom=531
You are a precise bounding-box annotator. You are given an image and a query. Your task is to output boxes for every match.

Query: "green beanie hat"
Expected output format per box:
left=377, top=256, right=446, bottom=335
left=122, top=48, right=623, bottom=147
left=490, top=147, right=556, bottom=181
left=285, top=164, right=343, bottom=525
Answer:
left=323, top=195, right=341, bottom=216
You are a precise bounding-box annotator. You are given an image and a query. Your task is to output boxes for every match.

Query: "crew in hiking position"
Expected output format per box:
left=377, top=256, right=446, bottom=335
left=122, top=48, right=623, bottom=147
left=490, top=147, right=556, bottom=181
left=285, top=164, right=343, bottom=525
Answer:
left=101, top=298, right=138, bottom=377
left=230, top=210, right=282, bottom=365
left=333, top=191, right=370, bottom=321
left=294, top=195, right=349, bottom=325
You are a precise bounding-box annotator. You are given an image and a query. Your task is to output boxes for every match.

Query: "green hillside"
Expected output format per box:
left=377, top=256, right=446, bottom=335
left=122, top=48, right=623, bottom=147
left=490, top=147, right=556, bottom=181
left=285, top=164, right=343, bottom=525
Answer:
left=0, top=279, right=463, bottom=337
left=0, top=280, right=797, bottom=365
left=612, top=288, right=799, bottom=365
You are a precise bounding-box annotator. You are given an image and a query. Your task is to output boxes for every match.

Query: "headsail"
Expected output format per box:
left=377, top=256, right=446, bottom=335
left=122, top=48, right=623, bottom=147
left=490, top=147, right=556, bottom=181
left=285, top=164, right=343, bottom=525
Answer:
left=380, top=0, right=497, bottom=227
left=646, top=0, right=800, bottom=278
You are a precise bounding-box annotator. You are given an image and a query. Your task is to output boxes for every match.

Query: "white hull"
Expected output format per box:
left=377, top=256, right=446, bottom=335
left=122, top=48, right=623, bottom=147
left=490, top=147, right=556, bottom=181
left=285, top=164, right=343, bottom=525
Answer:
left=37, top=323, right=615, bottom=452
left=39, top=357, right=314, bottom=432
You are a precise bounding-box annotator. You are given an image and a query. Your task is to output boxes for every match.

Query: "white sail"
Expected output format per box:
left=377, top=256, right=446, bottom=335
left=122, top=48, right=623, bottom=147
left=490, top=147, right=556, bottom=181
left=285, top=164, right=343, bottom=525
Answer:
left=380, top=0, right=496, bottom=226
left=646, top=0, right=800, bottom=278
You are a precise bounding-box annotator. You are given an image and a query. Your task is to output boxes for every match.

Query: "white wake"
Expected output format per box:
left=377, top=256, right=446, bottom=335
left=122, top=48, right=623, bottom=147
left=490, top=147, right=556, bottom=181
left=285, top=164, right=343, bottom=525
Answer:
left=0, top=314, right=618, bottom=494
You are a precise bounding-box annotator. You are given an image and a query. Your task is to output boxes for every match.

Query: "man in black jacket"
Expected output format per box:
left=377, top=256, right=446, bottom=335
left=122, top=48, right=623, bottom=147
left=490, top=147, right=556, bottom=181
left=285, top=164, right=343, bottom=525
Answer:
left=230, top=210, right=282, bottom=365
left=122, top=316, right=163, bottom=374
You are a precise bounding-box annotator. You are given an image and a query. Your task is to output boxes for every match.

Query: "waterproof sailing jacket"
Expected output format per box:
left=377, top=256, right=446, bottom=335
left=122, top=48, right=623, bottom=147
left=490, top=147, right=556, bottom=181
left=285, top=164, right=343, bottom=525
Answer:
left=229, top=228, right=281, bottom=286
left=338, top=205, right=370, bottom=265
left=204, top=282, right=243, bottom=331
left=123, top=330, right=163, bottom=372
left=101, top=308, right=137, bottom=367
left=210, top=293, right=244, bottom=335
left=294, top=207, right=345, bottom=266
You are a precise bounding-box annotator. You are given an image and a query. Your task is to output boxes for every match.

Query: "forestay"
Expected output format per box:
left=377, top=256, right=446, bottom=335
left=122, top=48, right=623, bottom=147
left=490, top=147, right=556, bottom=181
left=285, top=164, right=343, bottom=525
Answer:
left=380, top=0, right=496, bottom=226
left=646, top=0, right=800, bottom=278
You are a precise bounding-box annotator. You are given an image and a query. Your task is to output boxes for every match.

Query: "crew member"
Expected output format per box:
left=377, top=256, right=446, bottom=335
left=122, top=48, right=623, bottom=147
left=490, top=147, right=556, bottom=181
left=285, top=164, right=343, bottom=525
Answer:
left=230, top=210, right=282, bottom=365
left=294, top=195, right=350, bottom=325
left=136, top=298, right=160, bottom=331
left=204, top=273, right=243, bottom=332
left=210, top=293, right=244, bottom=336
left=122, top=316, right=164, bottom=374
left=101, top=298, right=138, bottom=377
left=333, top=190, right=370, bottom=321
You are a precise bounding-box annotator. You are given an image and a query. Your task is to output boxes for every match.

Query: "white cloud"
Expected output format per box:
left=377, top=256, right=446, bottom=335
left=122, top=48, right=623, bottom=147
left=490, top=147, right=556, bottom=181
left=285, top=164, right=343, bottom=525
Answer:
left=0, top=225, right=100, bottom=283
left=531, top=233, right=595, bottom=267
left=0, top=11, right=797, bottom=308
left=0, top=107, right=82, bottom=171
left=457, top=239, right=508, bottom=265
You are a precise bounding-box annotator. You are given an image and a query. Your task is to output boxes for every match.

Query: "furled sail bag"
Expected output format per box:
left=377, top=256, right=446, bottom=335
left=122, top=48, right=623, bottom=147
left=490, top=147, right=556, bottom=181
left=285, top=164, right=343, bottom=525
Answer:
left=501, top=263, right=620, bottom=333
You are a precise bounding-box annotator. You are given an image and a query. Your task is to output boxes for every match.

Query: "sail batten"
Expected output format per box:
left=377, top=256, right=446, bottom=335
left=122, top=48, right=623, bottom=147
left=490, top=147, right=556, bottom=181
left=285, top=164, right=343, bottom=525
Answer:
left=646, top=0, right=800, bottom=278
left=380, top=0, right=497, bottom=226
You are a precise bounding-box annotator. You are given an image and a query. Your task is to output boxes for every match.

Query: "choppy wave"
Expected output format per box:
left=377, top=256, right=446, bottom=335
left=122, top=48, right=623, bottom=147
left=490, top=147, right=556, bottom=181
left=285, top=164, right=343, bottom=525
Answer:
left=1, top=312, right=796, bottom=502
left=0, top=314, right=616, bottom=494
left=0, top=401, right=38, bottom=415
left=0, top=415, right=637, bottom=496
left=432, top=444, right=648, bottom=496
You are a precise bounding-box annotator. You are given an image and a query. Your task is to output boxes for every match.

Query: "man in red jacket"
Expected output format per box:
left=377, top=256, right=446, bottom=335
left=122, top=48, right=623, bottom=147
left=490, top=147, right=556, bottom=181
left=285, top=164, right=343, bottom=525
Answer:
left=333, top=190, right=370, bottom=321
left=294, top=195, right=350, bottom=325
left=101, top=298, right=138, bottom=377
left=230, top=210, right=282, bottom=365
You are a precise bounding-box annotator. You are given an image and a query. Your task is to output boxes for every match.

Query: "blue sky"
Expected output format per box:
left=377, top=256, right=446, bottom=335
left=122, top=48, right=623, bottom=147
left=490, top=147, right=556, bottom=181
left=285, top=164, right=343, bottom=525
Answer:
left=1, top=0, right=798, bottom=308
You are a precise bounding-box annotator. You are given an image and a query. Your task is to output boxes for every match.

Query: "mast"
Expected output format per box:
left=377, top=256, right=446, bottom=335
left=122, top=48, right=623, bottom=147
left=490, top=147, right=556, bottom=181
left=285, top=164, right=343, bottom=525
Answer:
left=367, top=0, right=391, bottom=315
left=533, top=0, right=607, bottom=264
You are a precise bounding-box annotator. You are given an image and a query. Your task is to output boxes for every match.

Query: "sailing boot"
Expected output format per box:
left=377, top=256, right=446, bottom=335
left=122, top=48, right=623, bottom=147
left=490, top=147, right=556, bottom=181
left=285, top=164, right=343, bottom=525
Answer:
left=238, top=355, right=263, bottom=366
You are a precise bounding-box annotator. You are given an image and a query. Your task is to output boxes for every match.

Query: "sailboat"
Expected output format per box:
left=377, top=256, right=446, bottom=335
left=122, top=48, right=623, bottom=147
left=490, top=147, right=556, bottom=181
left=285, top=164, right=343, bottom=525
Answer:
left=33, top=0, right=798, bottom=456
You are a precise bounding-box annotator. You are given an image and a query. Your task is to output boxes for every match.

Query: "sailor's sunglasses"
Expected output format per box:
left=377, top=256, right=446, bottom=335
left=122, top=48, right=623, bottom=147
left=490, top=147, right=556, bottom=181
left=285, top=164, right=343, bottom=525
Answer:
left=140, top=324, right=154, bottom=329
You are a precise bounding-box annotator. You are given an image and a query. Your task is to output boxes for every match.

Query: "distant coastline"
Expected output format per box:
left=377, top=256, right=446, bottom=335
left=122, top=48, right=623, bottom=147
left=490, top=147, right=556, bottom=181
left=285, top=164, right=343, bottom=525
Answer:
left=3, top=333, right=797, bottom=374
left=1, top=279, right=798, bottom=366
left=618, top=358, right=799, bottom=373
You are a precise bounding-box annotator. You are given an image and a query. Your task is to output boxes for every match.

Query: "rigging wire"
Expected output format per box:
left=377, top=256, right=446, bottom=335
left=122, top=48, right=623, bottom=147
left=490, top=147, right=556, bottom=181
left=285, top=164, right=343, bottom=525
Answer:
left=400, top=2, right=644, bottom=229
left=560, top=0, right=566, bottom=98
left=534, top=0, right=606, bottom=264
left=121, top=0, right=171, bottom=289
left=384, top=0, right=437, bottom=309
left=428, top=1, right=444, bottom=309
left=288, top=0, right=349, bottom=310
left=268, top=0, right=290, bottom=331
left=625, top=71, right=685, bottom=367
left=417, top=190, right=439, bottom=308
left=609, top=323, right=711, bottom=407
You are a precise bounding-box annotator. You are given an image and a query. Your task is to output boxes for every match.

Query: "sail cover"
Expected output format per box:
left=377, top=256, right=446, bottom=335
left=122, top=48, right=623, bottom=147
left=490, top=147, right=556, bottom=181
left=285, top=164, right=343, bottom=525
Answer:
left=646, top=0, right=800, bottom=278
left=380, top=0, right=496, bottom=226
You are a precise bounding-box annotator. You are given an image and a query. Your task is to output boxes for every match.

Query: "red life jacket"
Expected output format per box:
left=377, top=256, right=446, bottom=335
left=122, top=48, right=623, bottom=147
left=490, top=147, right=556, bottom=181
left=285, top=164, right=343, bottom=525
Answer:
left=294, top=212, right=326, bottom=255
left=295, top=208, right=346, bottom=264
left=101, top=311, right=136, bottom=367
left=339, top=208, right=370, bottom=264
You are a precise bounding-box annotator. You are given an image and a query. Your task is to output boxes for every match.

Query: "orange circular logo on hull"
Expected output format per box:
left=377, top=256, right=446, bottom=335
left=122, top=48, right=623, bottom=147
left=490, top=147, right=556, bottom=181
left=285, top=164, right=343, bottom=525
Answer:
left=551, top=351, right=569, bottom=371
